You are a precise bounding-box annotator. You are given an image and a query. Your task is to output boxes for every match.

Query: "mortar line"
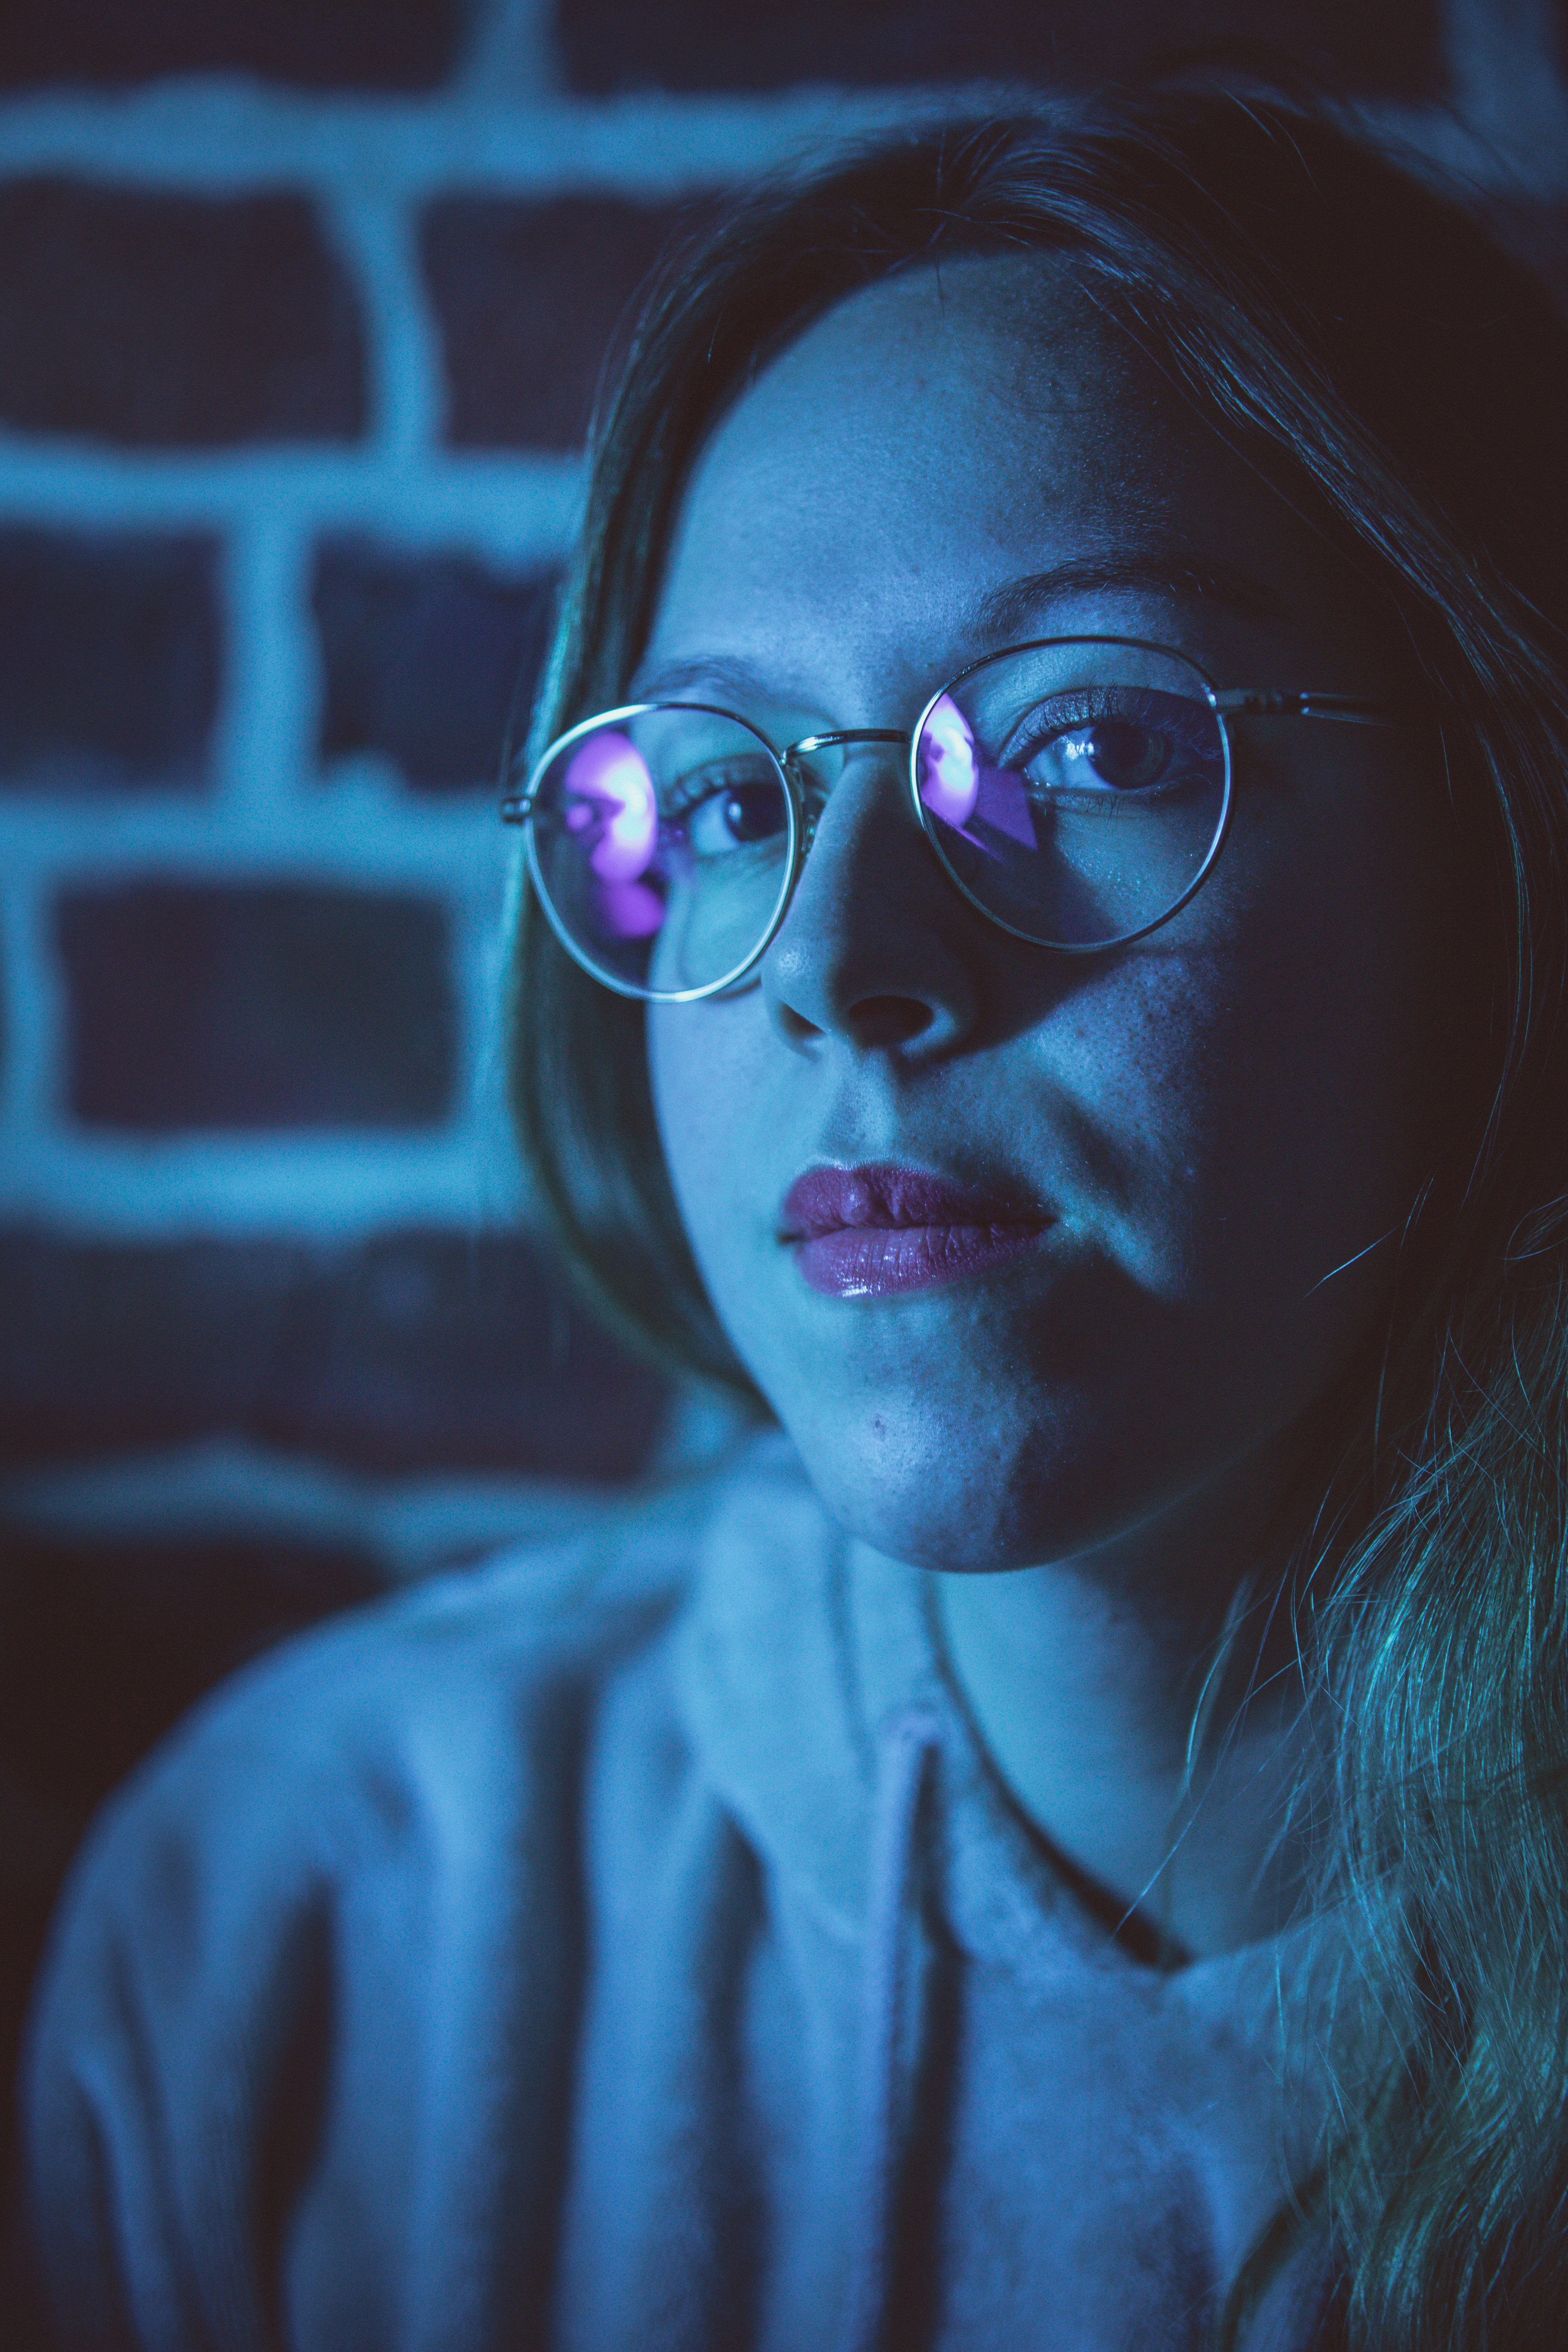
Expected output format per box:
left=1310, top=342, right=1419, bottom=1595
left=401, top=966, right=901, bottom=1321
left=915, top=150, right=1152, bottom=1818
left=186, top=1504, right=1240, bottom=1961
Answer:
left=0, top=866, right=63, bottom=1152
left=213, top=509, right=318, bottom=818
left=0, top=442, right=582, bottom=558
left=322, top=180, right=446, bottom=459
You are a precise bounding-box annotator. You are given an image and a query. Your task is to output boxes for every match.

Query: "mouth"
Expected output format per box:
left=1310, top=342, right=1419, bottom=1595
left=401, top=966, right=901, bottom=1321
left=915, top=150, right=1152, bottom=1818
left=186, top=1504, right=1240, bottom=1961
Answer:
left=779, top=1161, right=1053, bottom=1299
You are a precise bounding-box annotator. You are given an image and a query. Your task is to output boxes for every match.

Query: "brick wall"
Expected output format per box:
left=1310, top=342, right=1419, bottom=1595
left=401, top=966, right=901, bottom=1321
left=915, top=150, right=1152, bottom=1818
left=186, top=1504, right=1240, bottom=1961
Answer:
left=0, top=0, right=1565, bottom=2228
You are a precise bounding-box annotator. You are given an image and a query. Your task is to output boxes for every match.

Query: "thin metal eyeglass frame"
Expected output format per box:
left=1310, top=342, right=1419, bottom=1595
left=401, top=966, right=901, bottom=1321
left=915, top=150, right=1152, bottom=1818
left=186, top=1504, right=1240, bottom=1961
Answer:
left=501, top=634, right=1402, bottom=1002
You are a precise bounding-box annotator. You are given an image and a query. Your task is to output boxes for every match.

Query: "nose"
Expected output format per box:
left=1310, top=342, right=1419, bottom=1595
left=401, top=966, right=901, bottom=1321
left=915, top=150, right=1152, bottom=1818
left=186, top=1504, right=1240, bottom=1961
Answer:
left=760, top=745, right=981, bottom=1057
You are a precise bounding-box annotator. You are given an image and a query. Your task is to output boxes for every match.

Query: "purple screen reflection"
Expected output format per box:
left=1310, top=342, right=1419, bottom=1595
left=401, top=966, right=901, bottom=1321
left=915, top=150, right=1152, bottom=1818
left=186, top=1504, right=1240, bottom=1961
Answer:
left=917, top=694, right=979, bottom=827
left=562, top=730, right=663, bottom=939
left=917, top=694, right=1035, bottom=854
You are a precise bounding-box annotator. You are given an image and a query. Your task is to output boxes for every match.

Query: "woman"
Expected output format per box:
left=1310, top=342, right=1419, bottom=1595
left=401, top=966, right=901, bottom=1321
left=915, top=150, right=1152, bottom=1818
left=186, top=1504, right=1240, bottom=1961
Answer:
left=23, top=80, right=1568, bottom=2352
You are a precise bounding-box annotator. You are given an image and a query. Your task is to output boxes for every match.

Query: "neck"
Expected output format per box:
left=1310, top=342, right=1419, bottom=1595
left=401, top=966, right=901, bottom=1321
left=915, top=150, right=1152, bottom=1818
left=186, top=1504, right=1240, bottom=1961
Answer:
left=934, top=1444, right=1319, bottom=1960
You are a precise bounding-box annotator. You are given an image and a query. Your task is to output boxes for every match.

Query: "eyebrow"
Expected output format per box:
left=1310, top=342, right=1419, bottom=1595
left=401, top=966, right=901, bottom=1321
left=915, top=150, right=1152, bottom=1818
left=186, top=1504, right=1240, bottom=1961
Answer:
left=971, top=554, right=1286, bottom=640
left=628, top=551, right=1286, bottom=706
left=627, top=651, right=780, bottom=705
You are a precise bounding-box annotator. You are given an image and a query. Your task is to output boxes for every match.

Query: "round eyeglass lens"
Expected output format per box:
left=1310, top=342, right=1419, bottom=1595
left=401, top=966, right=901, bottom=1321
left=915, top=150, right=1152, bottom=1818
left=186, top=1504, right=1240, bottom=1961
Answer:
left=525, top=703, right=797, bottom=999
left=913, top=640, right=1230, bottom=951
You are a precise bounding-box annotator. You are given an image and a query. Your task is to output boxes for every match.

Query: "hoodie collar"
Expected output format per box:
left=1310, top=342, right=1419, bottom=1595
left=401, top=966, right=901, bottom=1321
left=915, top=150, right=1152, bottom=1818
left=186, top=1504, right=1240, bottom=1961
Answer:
left=676, top=1431, right=1352, bottom=2007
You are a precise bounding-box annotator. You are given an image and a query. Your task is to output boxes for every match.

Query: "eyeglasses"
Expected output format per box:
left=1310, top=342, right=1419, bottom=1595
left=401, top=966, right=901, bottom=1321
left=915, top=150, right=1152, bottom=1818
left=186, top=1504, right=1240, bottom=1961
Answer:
left=501, top=635, right=1399, bottom=1003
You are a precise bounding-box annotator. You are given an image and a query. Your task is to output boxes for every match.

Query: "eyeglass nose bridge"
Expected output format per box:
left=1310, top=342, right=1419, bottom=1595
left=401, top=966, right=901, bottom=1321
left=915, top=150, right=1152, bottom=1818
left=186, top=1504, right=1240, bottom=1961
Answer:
left=781, top=728, right=908, bottom=850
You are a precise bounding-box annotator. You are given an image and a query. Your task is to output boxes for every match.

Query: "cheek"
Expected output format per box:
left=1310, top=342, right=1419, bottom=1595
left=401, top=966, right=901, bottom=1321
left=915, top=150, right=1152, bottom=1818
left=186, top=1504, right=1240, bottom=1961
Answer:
left=1031, top=827, right=1450, bottom=1389
left=648, top=1000, right=760, bottom=1259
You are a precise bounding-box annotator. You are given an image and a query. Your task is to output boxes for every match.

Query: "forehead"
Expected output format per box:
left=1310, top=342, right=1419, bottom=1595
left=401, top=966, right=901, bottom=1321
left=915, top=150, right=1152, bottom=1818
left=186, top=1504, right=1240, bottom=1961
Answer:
left=643, top=254, right=1259, bottom=694
left=708, top=253, right=1147, bottom=487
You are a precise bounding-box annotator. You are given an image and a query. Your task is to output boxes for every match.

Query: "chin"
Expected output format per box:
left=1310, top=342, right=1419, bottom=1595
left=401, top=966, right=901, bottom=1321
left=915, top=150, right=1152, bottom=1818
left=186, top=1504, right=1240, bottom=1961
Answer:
left=779, top=1388, right=1111, bottom=1576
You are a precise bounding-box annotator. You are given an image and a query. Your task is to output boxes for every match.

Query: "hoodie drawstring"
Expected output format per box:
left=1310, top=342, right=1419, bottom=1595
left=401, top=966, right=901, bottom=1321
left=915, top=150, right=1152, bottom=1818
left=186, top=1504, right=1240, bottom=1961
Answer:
left=840, top=1704, right=942, bottom=2352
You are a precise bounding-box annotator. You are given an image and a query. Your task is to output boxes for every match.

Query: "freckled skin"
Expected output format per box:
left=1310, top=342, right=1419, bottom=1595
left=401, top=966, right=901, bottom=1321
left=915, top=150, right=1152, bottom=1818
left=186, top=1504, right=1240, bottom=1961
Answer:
left=645, top=257, right=1463, bottom=1601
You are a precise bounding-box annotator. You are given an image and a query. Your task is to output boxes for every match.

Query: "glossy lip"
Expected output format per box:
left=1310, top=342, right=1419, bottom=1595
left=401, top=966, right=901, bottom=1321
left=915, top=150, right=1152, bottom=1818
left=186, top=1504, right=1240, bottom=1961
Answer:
left=780, top=1161, right=1053, bottom=1299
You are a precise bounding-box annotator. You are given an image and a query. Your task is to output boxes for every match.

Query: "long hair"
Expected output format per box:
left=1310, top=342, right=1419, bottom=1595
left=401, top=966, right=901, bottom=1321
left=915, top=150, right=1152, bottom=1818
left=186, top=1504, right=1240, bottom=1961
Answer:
left=505, top=82, right=1568, bottom=2349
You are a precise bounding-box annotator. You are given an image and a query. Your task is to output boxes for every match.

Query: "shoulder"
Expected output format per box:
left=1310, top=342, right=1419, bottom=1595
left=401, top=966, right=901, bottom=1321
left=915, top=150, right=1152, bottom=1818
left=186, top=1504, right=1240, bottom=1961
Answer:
left=44, top=1453, right=741, bottom=1928
left=19, top=1449, right=774, bottom=2349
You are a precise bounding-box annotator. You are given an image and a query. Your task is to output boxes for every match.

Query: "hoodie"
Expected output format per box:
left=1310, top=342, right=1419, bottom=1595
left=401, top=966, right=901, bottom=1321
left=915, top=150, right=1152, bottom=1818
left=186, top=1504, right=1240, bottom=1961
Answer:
left=24, top=1432, right=1343, bottom=2351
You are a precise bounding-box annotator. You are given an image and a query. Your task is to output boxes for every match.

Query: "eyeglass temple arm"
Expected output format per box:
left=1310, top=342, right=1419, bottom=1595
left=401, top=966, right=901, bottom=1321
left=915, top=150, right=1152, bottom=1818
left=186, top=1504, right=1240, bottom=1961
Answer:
left=798, top=707, right=1404, bottom=746
left=799, top=707, right=1403, bottom=735
left=498, top=702, right=1401, bottom=824
left=1213, top=690, right=1402, bottom=725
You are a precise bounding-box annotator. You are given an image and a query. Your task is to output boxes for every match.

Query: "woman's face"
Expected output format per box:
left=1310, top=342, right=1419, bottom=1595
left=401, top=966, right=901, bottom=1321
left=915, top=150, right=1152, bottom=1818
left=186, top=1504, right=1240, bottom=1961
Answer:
left=644, top=255, right=1462, bottom=1578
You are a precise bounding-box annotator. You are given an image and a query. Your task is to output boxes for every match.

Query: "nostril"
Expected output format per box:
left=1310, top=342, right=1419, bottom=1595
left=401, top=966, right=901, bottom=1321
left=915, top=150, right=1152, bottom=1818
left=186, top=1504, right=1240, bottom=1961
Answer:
left=848, top=994, right=933, bottom=1047
left=776, top=1001, right=825, bottom=1047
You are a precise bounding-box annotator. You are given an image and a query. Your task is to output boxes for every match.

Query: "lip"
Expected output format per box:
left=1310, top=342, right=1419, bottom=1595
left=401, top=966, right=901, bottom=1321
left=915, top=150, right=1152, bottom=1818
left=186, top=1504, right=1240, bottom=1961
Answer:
left=780, top=1161, right=1052, bottom=1299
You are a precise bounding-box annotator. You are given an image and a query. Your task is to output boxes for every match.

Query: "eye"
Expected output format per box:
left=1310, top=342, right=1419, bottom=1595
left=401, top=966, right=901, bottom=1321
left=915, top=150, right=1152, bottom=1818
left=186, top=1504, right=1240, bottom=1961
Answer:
left=668, top=765, right=789, bottom=855
left=1009, top=691, right=1219, bottom=799
left=1069, top=718, right=1172, bottom=790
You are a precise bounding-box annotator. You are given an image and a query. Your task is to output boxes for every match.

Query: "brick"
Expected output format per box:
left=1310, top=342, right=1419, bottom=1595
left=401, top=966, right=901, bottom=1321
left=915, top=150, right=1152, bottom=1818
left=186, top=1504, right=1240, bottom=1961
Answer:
left=58, top=882, right=455, bottom=1129
left=0, top=181, right=366, bottom=447
left=0, top=0, right=462, bottom=90
left=422, top=196, right=695, bottom=449
left=314, top=537, right=556, bottom=793
left=0, top=529, right=219, bottom=794
left=0, top=1228, right=670, bottom=1478
left=557, top=0, right=1444, bottom=96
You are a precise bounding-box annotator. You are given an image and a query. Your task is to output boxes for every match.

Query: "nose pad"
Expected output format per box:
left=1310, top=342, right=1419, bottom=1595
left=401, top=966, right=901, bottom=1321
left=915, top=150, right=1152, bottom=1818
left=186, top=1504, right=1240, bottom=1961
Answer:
left=784, top=731, right=906, bottom=863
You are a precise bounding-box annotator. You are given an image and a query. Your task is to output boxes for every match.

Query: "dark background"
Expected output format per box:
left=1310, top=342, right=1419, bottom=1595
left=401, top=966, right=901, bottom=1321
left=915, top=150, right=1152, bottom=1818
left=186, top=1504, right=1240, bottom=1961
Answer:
left=0, top=0, right=1563, bottom=2294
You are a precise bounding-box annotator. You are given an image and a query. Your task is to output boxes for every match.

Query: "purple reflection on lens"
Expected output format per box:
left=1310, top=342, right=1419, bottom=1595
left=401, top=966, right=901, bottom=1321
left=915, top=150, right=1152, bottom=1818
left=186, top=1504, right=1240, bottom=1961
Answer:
left=975, top=761, right=1037, bottom=849
left=561, top=729, right=663, bottom=940
left=918, top=694, right=980, bottom=828
left=563, top=730, right=658, bottom=880
left=920, top=695, right=1037, bottom=856
left=596, top=879, right=663, bottom=939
